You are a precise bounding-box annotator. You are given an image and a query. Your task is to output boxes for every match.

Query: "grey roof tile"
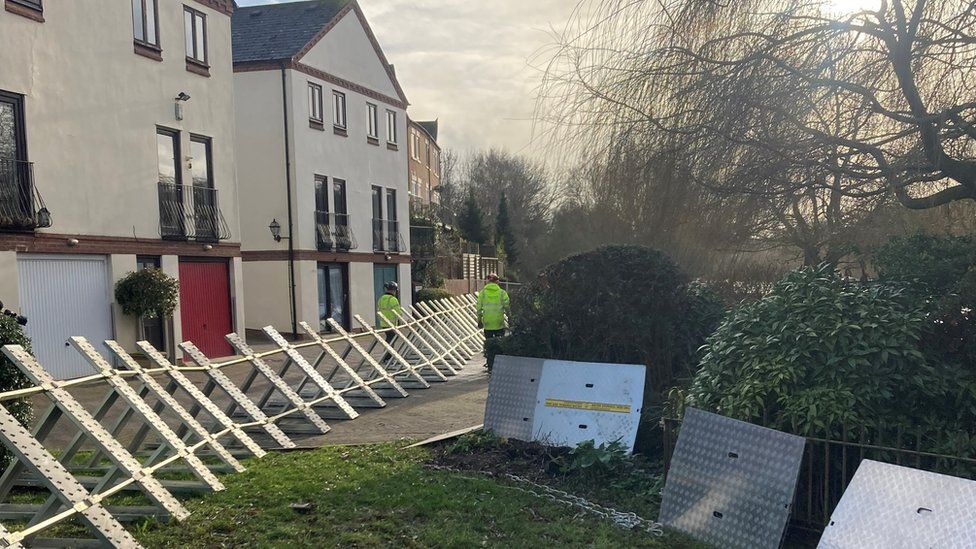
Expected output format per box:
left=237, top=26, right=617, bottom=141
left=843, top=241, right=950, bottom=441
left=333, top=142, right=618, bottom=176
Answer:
left=232, top=0, right=351, bottom=64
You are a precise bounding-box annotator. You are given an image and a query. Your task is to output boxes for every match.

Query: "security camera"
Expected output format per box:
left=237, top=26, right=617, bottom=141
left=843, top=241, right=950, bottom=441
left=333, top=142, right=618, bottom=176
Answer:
left=175, top=92, right=191, bottom=102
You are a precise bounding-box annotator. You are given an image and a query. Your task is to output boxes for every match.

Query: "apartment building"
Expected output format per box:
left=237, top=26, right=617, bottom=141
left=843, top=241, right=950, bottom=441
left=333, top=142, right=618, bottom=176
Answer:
left=232, top=0, right=411, bottom=337
left=0, top=0, right=244, bottom=377
left=408, top=118, right=441, bottom=207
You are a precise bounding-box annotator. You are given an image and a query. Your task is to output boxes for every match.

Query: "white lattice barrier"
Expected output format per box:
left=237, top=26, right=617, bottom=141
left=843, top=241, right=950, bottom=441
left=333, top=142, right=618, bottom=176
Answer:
left=0, top=295, right=482, bottom=547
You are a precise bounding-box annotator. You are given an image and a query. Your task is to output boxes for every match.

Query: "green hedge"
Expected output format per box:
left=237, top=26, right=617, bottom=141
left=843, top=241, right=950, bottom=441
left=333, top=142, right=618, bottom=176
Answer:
left=0, top=314, right=34, bottom=467
left=486, top=245, right=725, bottom=453
left=689, top=265, right=975, bottom=444
left=416, top=288, right=454, bottom=303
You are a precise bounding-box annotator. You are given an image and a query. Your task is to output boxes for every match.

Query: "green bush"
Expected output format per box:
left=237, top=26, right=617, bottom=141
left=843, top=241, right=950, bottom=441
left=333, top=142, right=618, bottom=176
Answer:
left=689, top=266, right=975, bottom=440
left=0, top=314, right=35, bottom=466
left=486, top=245, right=725, bottom=453
left=873, top=231, right=976, bottom=369
left=416, top=288, right=453, bottom=303
left=873, top=232, right=976, bottom=295
left=115, top=269, right=179, bottom=318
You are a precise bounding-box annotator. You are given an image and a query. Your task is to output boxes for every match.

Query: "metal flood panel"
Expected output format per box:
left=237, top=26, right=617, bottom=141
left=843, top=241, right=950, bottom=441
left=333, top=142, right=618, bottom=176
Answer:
left=532, top=359, right=645, bottom=452
left=818, top=460, right=976, bottom=548
left=659, top=408, right=806, bottom=549
left=17, top=254, right=113, bottom=379
left=483, top=355, right=544, bottom=441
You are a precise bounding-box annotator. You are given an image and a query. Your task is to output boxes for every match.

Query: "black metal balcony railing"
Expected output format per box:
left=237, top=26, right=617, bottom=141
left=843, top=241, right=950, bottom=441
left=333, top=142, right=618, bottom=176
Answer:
left=315, top=211, right=357, bottom=252
left=372, top=218, right=405, bottom=253
left=158, top=183, right=230, bottom=242
left=0, top=158, right=51, bottom=231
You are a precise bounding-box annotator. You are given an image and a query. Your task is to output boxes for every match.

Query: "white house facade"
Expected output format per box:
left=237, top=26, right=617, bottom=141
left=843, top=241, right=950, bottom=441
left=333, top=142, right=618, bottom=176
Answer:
left=0, top=0, right=245, bottom=377
left=233, top=0, right=411, bottom=337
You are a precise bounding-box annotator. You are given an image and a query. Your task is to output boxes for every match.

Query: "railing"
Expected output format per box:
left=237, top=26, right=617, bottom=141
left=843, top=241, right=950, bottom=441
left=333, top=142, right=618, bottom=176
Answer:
left=158, top=182, right=231, bottom=242
left=0, top=158, right=51, bottom=230
left=373, top=218, right=405, bottom=253
left=315, top=211, right=357, bottom=251
left=410, top=225, right=436, bottom=260
left=662, top=417, right=976, bottom=535
left=0, top=295, right=483, bottom=547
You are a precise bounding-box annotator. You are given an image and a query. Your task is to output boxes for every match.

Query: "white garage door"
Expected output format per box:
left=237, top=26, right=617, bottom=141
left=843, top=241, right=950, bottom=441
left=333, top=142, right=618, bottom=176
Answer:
left=18, top=255, right=114, bottom=379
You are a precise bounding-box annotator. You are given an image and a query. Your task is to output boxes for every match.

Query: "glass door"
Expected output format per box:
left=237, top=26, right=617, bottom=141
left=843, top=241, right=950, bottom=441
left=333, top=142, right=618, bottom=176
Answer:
left=317, top=263, right=349, bottom=331
left=137, top=256, right=166, bottom=351
left=0, top=91, right=28, bottom=225
left=190, top=135, right=215, bottom=240
left=157, top=128, right=183, bottom=238
left=372, top=264, right=398, bottom=325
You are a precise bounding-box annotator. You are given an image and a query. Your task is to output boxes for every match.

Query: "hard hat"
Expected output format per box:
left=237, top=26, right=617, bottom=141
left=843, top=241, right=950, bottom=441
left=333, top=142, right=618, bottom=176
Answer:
left=486, top=273, right=499, bottom=282
left=384, top=280, right=399, bottom=291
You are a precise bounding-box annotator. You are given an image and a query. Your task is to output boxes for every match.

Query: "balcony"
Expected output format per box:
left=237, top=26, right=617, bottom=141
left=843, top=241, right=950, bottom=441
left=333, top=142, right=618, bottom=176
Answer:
left=158, top=183, right=230, bottom=242
left=315, top=211, right=357, bottom=252
left=372, top=219, right=405, bottom=254
left=0, top=158, right=51, bottom=231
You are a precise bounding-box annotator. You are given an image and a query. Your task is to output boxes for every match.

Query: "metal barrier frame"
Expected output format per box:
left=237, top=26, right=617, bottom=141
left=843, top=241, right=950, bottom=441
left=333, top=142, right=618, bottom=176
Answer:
left=0, top=295, right=482, bottom=547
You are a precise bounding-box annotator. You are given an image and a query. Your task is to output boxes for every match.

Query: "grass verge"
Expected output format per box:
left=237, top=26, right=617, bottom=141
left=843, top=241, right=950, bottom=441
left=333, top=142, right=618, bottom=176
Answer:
left=134, top=443, right=693, bottom=548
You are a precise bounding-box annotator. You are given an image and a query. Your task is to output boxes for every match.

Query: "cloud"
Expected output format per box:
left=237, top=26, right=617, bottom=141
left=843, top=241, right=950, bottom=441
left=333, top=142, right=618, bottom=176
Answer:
left=237, top=0, right=575, bottom=157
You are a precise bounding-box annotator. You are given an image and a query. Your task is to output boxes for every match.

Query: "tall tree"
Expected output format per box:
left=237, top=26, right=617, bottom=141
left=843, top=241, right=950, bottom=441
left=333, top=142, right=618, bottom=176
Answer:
left=494, top=192, right=519, bottom=267
left=541, top=0, right=976, bottom=211
left=458, top=192, right=489, bottom=244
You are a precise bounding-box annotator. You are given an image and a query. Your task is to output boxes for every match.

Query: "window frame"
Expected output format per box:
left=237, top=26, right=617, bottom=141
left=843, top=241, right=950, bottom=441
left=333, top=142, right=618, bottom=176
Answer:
left=333, top=179, right=348, bottom=216
left=308, top=83, right=324, bottom=128
left=332, top=91, right=347, bottom=130
left=188, top=134, right=214, bottom=189
left=386, top=110, right=398, bottom=145
left=5, top=0, right=43, bottom=21
left=132, top=0, right=161, bottom=50
left=314, top=175, right=329, bottom=212
left=366, top=103, right=379, bottom=140
left=0, top=90, right=29, bottom=163
left=183, top=6, right=209, bottom=67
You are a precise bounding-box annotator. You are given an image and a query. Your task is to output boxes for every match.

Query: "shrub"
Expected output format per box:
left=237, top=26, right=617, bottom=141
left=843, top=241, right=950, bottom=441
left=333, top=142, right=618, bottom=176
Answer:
left=416, top=287, right=453, bottom=303
left=115, top=269, right=179, bottom=318
left=486, top=245, right=725, bottom=453
left=873, top=232, right=976, bottom=294
left=689, top=265, right=975, bottom=439
left=873, top=232, right=976, bottom=368
left=0, top=314, right=35, bottom=466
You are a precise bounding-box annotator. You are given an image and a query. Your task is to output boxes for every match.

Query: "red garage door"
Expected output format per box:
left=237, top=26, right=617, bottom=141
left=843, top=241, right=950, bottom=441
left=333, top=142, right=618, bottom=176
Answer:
left=179, top=260, right=234, bottom=358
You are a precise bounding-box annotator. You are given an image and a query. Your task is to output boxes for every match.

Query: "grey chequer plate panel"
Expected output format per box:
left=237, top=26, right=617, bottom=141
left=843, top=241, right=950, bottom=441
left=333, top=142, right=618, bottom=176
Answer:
left=659, top=408, right=806, bottom=549
left=483, top=355, right=544, bottom=441
left=818, top=460, right=976, bottom=548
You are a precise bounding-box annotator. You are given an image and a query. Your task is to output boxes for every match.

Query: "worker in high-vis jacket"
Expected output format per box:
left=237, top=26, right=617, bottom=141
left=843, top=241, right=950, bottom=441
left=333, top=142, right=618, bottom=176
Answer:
left=476, top=273, right=510, bottom=339
left=377, top=280, right=402, bottom=344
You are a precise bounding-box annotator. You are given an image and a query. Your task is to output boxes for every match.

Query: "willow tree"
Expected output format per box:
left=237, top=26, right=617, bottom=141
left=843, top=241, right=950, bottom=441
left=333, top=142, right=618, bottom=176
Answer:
left=538, top=0, right=976, bottom=263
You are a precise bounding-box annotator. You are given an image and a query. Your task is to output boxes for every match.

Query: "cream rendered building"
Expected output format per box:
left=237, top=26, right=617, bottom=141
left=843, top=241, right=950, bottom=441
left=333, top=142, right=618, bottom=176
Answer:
left=0, top=0, right=245, bottom=377
left=233, top=0, right=411, bottom=337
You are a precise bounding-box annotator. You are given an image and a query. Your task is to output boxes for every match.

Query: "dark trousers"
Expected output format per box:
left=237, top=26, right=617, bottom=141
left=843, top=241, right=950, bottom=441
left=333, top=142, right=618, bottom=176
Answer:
left=484, top=329, right=505, bottom=339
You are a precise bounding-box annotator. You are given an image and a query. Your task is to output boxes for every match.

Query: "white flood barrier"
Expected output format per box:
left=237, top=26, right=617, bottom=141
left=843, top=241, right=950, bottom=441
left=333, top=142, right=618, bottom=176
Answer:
left=818, top=460, right=976, bottom=549
left=484, top=355, right=645, bottom=451
left=0, top=295, right=481, bottom=547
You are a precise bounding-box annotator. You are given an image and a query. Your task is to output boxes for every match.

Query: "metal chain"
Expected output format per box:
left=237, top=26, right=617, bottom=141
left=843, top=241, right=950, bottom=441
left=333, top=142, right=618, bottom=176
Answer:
left=425, top=464, right=664, bottom=536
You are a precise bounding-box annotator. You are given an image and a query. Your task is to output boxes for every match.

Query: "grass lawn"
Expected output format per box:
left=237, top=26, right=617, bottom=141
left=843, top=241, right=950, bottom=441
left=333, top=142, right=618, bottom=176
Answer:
left=134, top=443, right=695, bottom=548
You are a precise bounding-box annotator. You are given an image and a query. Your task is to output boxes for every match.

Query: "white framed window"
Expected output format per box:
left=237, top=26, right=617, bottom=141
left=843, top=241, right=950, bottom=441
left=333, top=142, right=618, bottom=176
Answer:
left=132, top=0, right=159, bottom=47
left=332, top=91, right=346, bottom=129
left=183, top=6, right=208, bottom=65
left=308, top=83, right=323, bottom=124
left=386, top=110, right=398, bottom=144
left=367, top=103, right=378, bottom=138
left=411, top=131, right=421, bottom=160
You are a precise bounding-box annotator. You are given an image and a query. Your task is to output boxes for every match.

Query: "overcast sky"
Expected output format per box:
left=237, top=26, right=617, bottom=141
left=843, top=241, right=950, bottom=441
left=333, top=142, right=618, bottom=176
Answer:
left=236, top=0, right=577, bottom=156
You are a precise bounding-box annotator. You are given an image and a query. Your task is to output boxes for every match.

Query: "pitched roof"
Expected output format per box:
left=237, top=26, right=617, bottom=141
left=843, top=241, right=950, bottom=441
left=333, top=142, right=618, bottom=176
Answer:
left=415, top=120, right=438, bottom=142
left=232, top=0, right=352, bottom=64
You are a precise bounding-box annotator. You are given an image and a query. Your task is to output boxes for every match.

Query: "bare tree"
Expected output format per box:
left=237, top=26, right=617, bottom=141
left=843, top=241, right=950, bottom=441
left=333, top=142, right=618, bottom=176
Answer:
left=540, top=0, right=976, bottom=211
